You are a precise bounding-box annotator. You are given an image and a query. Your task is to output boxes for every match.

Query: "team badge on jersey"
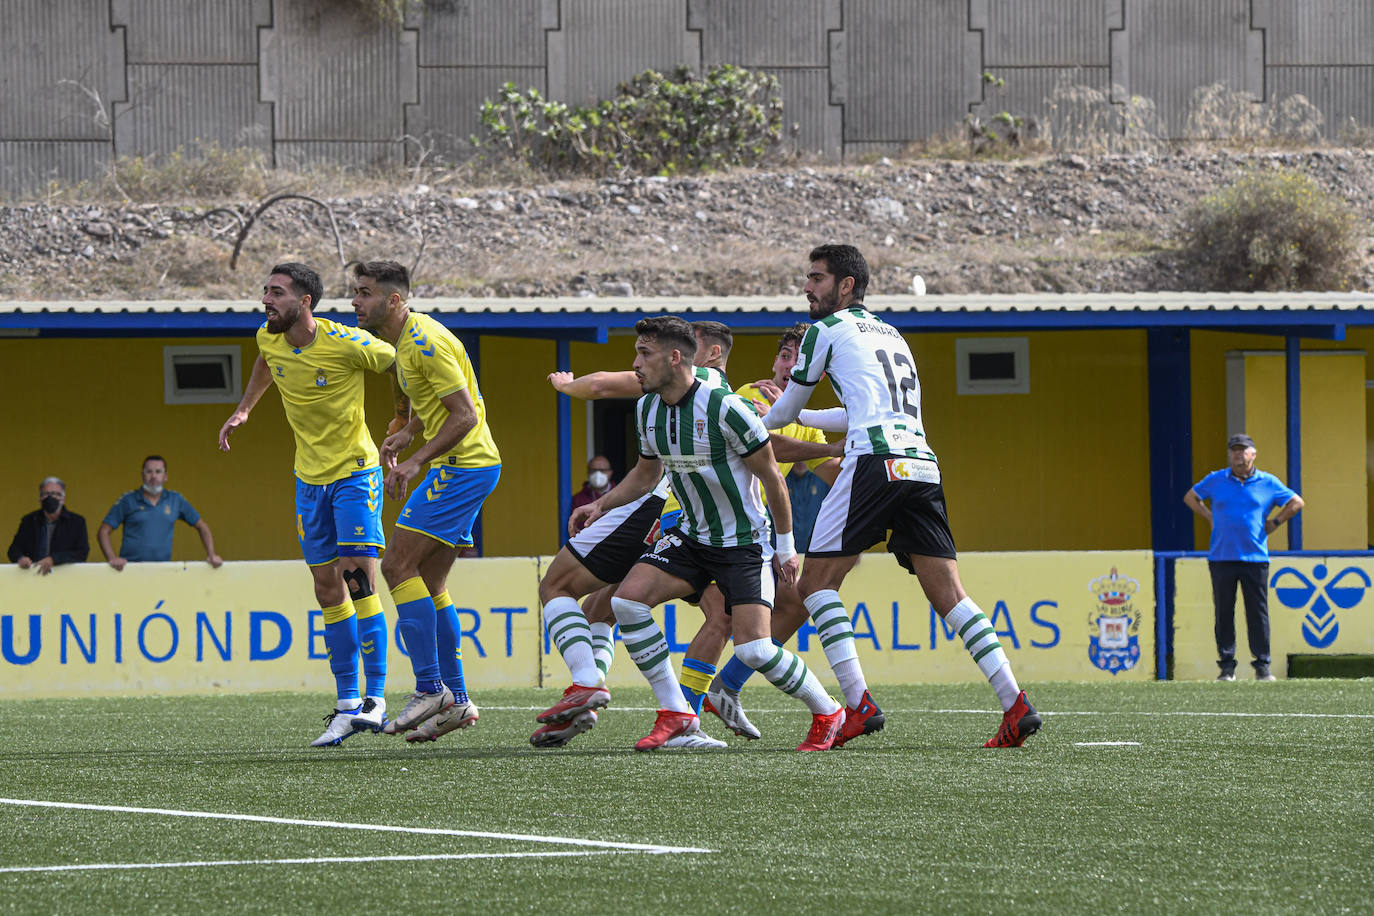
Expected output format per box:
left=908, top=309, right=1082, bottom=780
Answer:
left=315, top=369, right=327, bottom=387
left=695, top=419, right=706, bottom=438
left=1087, top=567, right=1141, bottom=674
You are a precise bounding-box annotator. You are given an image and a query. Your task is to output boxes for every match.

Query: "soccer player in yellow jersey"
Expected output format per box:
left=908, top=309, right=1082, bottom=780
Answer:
left=218, top=262, right=397, bottom=747
left=350, top=260, right=502, bottom=742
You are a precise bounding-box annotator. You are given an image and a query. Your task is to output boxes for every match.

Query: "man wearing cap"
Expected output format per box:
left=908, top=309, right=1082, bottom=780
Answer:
left=1184, top=434, right=1304, bottom=681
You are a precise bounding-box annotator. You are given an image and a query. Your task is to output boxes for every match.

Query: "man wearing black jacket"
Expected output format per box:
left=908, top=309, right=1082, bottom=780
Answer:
left=8, top=477, right=89, bottom=575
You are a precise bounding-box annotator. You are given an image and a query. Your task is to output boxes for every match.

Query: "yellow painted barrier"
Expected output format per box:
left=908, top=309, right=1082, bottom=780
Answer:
left=1173, top=556, right=1374, bottom=679
left=3, top=550, right=1154, bottom=698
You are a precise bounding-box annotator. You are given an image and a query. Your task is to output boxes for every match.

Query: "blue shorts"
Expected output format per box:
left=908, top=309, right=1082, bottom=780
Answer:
left=296, top=468, right=385, bottom=566
left=659, top=508, right=683, bottom=536
left=396, top=465, right=501, bottom=547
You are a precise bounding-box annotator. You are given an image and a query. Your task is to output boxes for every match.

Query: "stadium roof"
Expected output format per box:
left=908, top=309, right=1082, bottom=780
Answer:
left=4, top=291, right=1373, bottom=340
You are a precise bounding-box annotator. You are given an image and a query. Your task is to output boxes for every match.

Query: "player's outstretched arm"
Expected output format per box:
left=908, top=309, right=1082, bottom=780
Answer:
left=769, top=432, right=843, bottom=464
left=218, top=354, right=273, bottom=451
left=798, top=407, right=848, bottom=432
left=548, top=370, right=642, bottom=400
left=761, top=378, right=812, bottom=429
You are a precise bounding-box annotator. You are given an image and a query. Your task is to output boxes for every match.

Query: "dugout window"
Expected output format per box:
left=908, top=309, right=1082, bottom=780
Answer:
left=955, top=337, right=1029, bottom=395
left=163, top=345, right=242, bottom=404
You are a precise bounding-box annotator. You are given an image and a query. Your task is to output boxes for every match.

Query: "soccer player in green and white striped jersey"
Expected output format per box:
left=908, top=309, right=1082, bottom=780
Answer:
left=763, top=244, right=1042, bottom=749
left=572, top=316, right=846, bottom=751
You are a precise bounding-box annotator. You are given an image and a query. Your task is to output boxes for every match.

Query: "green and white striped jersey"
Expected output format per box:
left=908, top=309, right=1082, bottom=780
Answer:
left=791, top=306, right=938, bottom=461
left=637, top=375, right=771, bottom=547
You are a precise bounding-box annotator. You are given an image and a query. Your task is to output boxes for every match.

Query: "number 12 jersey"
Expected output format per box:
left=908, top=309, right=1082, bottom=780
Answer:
left=790, top=306, right=937, bottom=463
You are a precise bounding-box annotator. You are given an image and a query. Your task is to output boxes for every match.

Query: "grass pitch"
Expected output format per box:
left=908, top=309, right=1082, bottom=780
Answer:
left=0, top=681, right=1370, bottom=915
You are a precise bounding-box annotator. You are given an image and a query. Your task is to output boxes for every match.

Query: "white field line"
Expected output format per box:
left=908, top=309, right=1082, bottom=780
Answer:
left=0, top=850, right=634, bottom=874
left=496, top=704, right=1374, bottom=720
left=0, top=799, right=712, bottom=856
left=1074, top=741, right=1143, bottom=747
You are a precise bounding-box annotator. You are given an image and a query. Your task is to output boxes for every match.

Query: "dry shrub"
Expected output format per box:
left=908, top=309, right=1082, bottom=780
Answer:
left=1184, top=84, right=1325, bottom=145
left=1181, top=169, right=1362, bottom=291
left=1045, top=81, right=1168, bottom=155
left=61, top=143, right=273, bottom=204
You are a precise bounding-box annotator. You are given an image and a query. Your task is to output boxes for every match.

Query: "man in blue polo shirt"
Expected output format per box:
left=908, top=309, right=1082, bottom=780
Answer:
left=97, top=455, right=223, bottom=569
left=1184, top=433, right=1304, bottom=681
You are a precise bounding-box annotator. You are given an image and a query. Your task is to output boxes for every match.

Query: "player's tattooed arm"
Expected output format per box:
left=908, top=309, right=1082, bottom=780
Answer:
left=387, top=362, right=411, bottom=436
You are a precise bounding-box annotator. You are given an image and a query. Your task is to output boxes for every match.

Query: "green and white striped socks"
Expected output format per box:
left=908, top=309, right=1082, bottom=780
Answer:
left=611, top=597, right=690, bottom=713
left=735, top=638, right=838, bottom=715
left=803, top=589, right=869, bottom=707
left=543, top=596, right=600, bottom=687
left=945, top=596, right=1020, bottom=711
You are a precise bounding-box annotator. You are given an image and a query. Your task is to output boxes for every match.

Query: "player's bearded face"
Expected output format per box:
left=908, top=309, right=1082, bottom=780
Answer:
left=262, top=275, right=304, bottom=334
left=804, top=260, right=840, bottom=319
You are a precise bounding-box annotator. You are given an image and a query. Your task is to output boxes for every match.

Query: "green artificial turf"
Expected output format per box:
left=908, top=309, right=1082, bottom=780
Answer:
left=0, top=681, right=1369, bottom=914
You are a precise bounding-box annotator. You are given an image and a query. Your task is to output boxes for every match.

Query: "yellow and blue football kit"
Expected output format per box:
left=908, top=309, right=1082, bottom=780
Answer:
left=257, top=317, right=395, bottom=565
left=256, top=315, right=396, bottom=719
left=393, top=312, right=501, bottom=547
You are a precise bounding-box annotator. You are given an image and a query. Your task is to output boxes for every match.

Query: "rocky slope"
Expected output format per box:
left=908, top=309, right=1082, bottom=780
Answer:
left=2, top=149, right=1372, bottom=301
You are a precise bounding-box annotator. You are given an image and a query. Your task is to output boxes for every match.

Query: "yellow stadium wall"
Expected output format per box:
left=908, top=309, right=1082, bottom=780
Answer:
left=2, top=326, right=1160, bottom=564
left=1188, top=330, right=1372, bottom=551
left=916, top=329, right=1152, bottom=550
left=0, top=336, right=405, bottom=563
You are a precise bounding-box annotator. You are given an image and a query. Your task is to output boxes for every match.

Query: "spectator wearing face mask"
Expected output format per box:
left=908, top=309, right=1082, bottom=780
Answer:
left=97, top=455, right=222, bottom=570
left=8, top=476, right=90, bottom=574
left=569, top=455, right=616, bottom=517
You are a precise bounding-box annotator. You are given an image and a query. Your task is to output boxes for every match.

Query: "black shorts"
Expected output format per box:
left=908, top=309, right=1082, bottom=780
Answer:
left=565, top=493, right=666, bottom=584
left=807, top=454, right=957, bottom=572
left=634, top=529, right=774, bottom=612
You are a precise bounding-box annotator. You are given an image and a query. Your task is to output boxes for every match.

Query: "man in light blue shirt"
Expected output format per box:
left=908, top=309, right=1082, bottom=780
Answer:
left=97, top=455, right=222, bottom=569
left=1184, top=433, right=1304, bottom=681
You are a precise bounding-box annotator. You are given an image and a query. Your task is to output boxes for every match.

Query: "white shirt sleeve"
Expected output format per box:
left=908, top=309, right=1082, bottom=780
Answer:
left=799, top=407, right=848, bottom=432
left=762, top=378, right=812, bottom=429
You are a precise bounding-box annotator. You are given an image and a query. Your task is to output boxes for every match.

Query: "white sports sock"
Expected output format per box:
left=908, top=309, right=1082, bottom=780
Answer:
left=735, top=638, right=840, bottom=715
left=611, top=597, right=690, bottom=712
left=989, top=665, right=1021, bottom=712
left=803, top=589, right=868, bottom=707
left=590, top=622, right=616, bottom=678
left=946, top=596, right=1017, bottom=710
left=544, top=596, right=600, bottom=686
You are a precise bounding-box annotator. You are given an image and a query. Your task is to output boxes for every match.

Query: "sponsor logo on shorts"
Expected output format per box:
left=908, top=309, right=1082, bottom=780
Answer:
left=884, top=457, right=941, bottom=484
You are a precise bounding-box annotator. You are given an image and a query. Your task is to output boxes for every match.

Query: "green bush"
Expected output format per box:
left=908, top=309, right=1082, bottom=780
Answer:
left=1181, top=170, right=1363, bottom=291
left=476, top=64, right=784, bottom=177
